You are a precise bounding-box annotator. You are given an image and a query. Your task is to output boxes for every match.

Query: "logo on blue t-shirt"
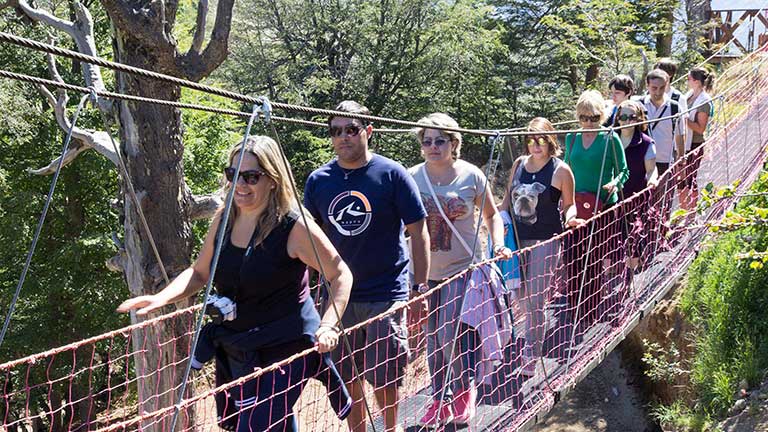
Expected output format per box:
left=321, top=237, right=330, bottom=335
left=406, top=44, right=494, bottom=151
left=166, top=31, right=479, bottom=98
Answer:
left=327, top=190, right=372, bottom=236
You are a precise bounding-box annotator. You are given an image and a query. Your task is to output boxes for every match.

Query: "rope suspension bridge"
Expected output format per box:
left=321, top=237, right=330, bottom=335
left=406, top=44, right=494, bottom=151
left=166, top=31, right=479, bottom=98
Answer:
left=0, top=30, right=767, bottom=432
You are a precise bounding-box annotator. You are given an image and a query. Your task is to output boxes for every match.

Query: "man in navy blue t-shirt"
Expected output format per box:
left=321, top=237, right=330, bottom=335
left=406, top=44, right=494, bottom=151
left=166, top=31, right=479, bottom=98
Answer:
left=304, top=100, right=430, bottom=432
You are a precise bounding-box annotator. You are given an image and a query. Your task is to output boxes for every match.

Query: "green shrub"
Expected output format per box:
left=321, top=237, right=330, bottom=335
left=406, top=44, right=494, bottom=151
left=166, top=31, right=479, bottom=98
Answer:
left=681, top=169, right=768, bottom=416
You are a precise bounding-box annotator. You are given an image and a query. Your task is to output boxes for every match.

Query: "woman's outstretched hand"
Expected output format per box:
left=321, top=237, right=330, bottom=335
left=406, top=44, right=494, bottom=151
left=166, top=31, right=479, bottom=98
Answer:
left=116, top=295, right=166, bottom=316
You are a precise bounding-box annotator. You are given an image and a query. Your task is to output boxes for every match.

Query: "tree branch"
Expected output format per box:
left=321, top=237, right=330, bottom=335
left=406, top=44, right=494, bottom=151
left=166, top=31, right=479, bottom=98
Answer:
left=17, top=0, right=75, bottom=35
left=28, top=144, right=90, bottom=175
left=17, top=0, right=112, bottom=113
left=33, top=69, right=119, bottom=176
left=189, top=193, right=222, bottom=220
left=179, top=0, right=234, bottom=81
left=189, top=0, right=209, bottom=54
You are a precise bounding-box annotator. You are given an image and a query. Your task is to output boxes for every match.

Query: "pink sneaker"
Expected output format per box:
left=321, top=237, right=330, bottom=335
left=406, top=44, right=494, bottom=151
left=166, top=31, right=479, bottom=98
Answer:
left=418, top=399, right=454, bottom=428
left=452, top=386, right=477, bottom=424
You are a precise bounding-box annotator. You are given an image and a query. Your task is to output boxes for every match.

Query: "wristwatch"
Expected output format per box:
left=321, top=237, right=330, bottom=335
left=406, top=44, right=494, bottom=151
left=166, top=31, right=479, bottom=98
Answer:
left=414, top=283, right=429, bottom=294
left=493, top=244, right=506, bottom=255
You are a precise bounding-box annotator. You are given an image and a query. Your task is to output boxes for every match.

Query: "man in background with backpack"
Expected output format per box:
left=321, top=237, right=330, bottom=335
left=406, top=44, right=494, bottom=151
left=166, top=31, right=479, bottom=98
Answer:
left=642, top=69, right=686, bottom=175
left=654, top=58, right=689, bottom=132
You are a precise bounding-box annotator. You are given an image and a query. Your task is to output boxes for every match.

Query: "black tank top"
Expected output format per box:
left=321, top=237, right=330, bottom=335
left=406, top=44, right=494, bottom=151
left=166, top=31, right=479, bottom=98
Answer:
left=213, top=212, right=310, bottom=332
left=510, top=157, right=564, bottom=240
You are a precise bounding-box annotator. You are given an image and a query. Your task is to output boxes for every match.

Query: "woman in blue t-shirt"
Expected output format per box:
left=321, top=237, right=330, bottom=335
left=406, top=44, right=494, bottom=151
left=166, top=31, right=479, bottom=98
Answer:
left=117, top=136, right=352, bottom=432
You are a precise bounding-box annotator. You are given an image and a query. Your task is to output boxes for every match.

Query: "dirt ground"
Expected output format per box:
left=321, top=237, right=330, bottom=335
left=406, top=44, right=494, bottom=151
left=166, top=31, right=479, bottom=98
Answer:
left=532, top=351, right=655, bottom=432
left=719, top=377, right=768, bottom=432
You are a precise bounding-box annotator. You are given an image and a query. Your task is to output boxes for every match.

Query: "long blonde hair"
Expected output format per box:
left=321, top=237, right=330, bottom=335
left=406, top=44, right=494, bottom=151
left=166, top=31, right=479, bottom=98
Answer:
left=222, top=135, right=298, bottom=246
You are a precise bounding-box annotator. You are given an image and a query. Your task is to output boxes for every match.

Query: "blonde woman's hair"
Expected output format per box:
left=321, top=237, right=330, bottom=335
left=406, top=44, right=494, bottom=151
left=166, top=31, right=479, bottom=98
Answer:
left=575, top=89, right=607, bottom=124
left=413, top=112, right=462, bottom=160
left=222, top=135, right=298, bottom=247
left=525, top=117, right=562, bottom=157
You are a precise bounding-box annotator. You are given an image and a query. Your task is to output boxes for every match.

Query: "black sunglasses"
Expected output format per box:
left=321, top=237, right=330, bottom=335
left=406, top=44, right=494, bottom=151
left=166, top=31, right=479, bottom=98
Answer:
left=329, top=124, right=365, bottom=138
left=579, top=114, right=602, bottom=123
left=224, top=167, right=266, bottom=185
left=617, top=113, right=638, bottom=122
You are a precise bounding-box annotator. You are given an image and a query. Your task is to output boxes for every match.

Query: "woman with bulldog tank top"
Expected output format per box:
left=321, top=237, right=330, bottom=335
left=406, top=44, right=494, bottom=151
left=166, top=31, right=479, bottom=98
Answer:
left=500, top=117, right=582, bottom=377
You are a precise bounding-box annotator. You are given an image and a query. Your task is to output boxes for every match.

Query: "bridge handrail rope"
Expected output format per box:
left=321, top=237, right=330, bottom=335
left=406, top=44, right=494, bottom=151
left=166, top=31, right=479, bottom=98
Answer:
left=0, top=66, right=734, bottom=141
left=0, top=32, right=766, bottom=432
left=1, top=31, right=757, bottom=139
left=0, top=42, right=759, bottom=366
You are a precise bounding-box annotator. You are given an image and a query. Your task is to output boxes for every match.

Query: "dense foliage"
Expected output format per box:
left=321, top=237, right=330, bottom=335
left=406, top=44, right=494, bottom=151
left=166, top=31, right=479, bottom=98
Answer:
left=681, top=168, right=768, bottom=417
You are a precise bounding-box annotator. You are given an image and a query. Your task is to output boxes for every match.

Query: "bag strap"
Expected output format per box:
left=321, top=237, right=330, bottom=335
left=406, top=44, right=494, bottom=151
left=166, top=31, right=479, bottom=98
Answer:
left=565, top=133, right=573, bottom=165
left=649, top=104, right=669, bottom=132
left=420, top=165, right=474, bottom=257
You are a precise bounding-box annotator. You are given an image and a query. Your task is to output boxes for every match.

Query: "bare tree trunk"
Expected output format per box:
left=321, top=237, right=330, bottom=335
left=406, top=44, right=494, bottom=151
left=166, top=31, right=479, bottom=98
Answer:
left=113, top=31, right=196, bottom=431
left=656, top=1, right=675, bottom=58
left=585, top=63, right=601, bottom=88
left=686, top=0, right=712, bottom=55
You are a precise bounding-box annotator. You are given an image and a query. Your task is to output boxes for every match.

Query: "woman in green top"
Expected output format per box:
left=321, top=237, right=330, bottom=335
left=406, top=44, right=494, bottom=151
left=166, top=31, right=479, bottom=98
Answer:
left=563, top=90, right=629, bottom=344
left=564, top=90, right=629, bottom=205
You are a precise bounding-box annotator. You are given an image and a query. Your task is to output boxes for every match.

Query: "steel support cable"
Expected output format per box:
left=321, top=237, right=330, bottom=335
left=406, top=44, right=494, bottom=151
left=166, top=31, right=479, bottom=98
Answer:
left=603, top=125, right=636, bottom=332
left=168, top=103, right=264, bottom=432
left=4, top=28, right=767, bottom=140
left=0, top=93, right=89, bottom=350
left=0, top=32, right=500, bottom=137
left=0, top=66, right=732, bottom=141
left=4, top=31, right=714, bottom=139
left=0, top=69, right=470, bottom=135
left=265, top=120, right=379, bottom=432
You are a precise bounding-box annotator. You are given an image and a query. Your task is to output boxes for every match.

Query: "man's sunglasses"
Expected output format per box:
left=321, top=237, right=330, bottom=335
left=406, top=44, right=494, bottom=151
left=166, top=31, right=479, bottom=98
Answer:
left=329, top=124, right=365, bottom=138
left=578, top=114, right=602, bottom=123
left=224, top=167, right=266, bottom=185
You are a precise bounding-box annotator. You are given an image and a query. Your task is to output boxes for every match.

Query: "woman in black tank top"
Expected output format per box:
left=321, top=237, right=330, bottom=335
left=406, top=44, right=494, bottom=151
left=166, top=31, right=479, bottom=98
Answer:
left=118, top=136, right=352, bottom=432
left=499, top=117, right=582, bottom=376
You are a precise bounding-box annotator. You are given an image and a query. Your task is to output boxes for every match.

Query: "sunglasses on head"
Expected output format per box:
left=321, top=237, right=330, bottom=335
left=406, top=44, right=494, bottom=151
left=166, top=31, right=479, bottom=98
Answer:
left=579, top=114, right=602, bottom=123
left=617, top=113, right=638, bottom=122
left=422, top=137, right=451, bottom=147
left=224, top=167, right=266, bottom=185
left=329, top=124, right=365, bottom=138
